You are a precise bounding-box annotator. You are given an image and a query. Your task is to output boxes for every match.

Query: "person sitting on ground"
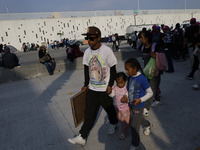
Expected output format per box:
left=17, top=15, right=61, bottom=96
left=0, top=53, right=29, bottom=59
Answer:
left=66, top=44, right=84, bottom=62
left=38, top=45, right=55, bottom=75
left=2, top=47, right=20, bottom=69
left=66, top=44, right=76, bottom=62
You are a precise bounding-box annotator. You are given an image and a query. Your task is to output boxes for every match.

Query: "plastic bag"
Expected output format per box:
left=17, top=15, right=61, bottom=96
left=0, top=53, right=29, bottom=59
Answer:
left=143, top=57, right=157, bottom=79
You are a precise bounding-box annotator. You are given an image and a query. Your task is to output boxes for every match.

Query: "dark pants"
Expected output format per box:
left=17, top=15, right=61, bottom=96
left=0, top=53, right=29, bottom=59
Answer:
left=130, top=107, right=150, bottom=147
left=188, top=55, right=199, bottom=78
left=145, top=75, right=161, bottom=110
left=112, top=41, right=115, bottom=49
left=44, top=60, right=55, bottom=73
left=174, top=44, right=185, bottom=60
left=164, top=51, right=174, bottom=71
left=79, top=89, right=118, bottom=139
left=132, top=41, right=136, bottom=49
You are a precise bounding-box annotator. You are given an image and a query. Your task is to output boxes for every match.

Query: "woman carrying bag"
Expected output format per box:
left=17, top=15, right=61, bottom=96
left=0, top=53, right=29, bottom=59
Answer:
left=140, top=30, right=161, bottom=116
left=39, top=45, right=55, bottom=75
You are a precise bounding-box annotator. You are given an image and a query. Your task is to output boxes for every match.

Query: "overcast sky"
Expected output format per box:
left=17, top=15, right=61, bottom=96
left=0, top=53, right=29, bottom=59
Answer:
left=0, top=0, right=199, bottom=13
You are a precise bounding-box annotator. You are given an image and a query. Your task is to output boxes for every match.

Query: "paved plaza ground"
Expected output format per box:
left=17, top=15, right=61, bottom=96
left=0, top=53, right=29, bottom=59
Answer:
left=0, top=42, right=200, bottom=150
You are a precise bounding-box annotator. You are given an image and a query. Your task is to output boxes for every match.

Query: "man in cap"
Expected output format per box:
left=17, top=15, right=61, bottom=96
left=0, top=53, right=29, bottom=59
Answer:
left=162, top=25, right=174, bottom=73
left=68, top=26, right=118, bottom=145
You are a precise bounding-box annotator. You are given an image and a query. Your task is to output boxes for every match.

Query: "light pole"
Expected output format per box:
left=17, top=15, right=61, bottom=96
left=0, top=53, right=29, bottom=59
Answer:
left=6, top=5, right=9, bottom=14
left=138, top=0, right=140, bottom=10
left=185, top=0, right=186, bottom=9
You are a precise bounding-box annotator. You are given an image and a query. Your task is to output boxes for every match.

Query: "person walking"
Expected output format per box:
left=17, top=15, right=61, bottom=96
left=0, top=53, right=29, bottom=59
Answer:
left=122, top=58, right=153, bottom=150
left=192, top=43, right=200, bottom=89
left=173, top=23, right=186, bottom=61
left=109, top=72, right=130, bottom=140
left=185, top=18, right=199, bottom=80
left=184, top=18, right=199, bottom=69
left=131, top=31, right=137, bottom=49
left=140, top=31, right=161, bottom=115
left=162, top=25, right=175, bottom=73
left=68, top=26, right=118, bottom=145
left=112, top=34, right=116, bottom=50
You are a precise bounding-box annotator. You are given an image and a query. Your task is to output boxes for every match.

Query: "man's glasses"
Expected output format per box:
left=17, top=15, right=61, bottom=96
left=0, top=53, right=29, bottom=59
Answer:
left=85, top=36, right=98, bottom=41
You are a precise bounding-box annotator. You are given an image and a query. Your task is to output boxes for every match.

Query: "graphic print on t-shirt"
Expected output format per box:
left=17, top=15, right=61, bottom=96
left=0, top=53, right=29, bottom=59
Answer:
left=129, top=79, right=141, bottom=103
left=88, top=54, right=107, bottom=88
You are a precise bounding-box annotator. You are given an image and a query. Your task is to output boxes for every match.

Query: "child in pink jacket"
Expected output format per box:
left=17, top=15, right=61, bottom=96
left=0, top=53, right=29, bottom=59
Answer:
left=110, top=72, right=130, bottom=140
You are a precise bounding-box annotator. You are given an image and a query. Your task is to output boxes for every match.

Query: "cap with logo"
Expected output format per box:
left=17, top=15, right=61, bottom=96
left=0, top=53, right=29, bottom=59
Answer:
left=82, top=26, right=101, bottom=36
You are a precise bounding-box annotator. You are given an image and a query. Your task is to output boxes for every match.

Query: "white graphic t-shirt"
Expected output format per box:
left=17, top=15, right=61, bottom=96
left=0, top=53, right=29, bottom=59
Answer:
left=83, top=44, right=117, bottom=92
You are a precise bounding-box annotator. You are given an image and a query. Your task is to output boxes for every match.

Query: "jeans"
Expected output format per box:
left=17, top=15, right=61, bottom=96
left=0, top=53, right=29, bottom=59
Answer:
left=44, top=60, right=55, bottom=73
left=164, top=51, right=174, bottom=71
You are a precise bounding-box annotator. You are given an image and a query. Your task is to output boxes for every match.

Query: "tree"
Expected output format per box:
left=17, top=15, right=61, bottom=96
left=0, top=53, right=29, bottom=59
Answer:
left=57, top=32, right=64, bottom=40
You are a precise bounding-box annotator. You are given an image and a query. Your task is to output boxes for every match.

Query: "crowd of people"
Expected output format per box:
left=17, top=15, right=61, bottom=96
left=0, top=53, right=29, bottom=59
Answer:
left=129, top=18, right=200, bottom=91
left=22, top=42, right=39, bottom=52
left=67, top=20, right=200, bottom=150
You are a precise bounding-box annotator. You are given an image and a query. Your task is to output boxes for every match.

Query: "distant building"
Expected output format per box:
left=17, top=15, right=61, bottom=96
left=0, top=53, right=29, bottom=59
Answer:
left=0, top=9, right=199, bottom=51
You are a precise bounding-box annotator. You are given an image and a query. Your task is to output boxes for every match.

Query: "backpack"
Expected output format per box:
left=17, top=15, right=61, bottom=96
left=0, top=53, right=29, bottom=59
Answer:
left=152, top=33, right=161, bottom=46
left=164, top=31, right=174, bottom=44
left=155, top=52, right=167, bottom=71
left=141, top=43, right=167, bottom=71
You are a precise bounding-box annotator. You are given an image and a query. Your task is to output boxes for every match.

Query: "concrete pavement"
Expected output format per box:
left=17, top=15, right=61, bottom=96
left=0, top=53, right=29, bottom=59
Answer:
left=0, top=50, right=200, bottom=150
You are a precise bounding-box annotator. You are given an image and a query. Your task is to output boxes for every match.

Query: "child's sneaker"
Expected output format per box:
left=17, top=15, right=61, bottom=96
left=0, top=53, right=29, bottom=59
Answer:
left=119, top=133, right=126, bottom=140
left=129, top=145, right=140, bottom=150
left=151, top=100, right=161, bottom=107
left=108, top=124, right=118, bottom=134
left=143, top=125, right=151, bottom=136
left=143, top=108, right=149, bottom=117
left=68, top=134, right=86, bottom=145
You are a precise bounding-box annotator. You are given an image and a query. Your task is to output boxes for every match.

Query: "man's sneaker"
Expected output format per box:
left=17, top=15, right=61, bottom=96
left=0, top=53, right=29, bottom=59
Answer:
left=143, top=108, right=149, bottom=117
left=151, top=101, right=161, bottom=107
left=108, top=124, right=118, bottom=135
left=143, top=125, right=151, bottom=136
left=185, top=76, right=193, bottom=80
left=129, top=145, right=140, bottom=150
left=119, top=133, right=126, bottom=140
left=193, top=84, right=200, bottom=90
left=68, top=134, right=86, bottom=145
